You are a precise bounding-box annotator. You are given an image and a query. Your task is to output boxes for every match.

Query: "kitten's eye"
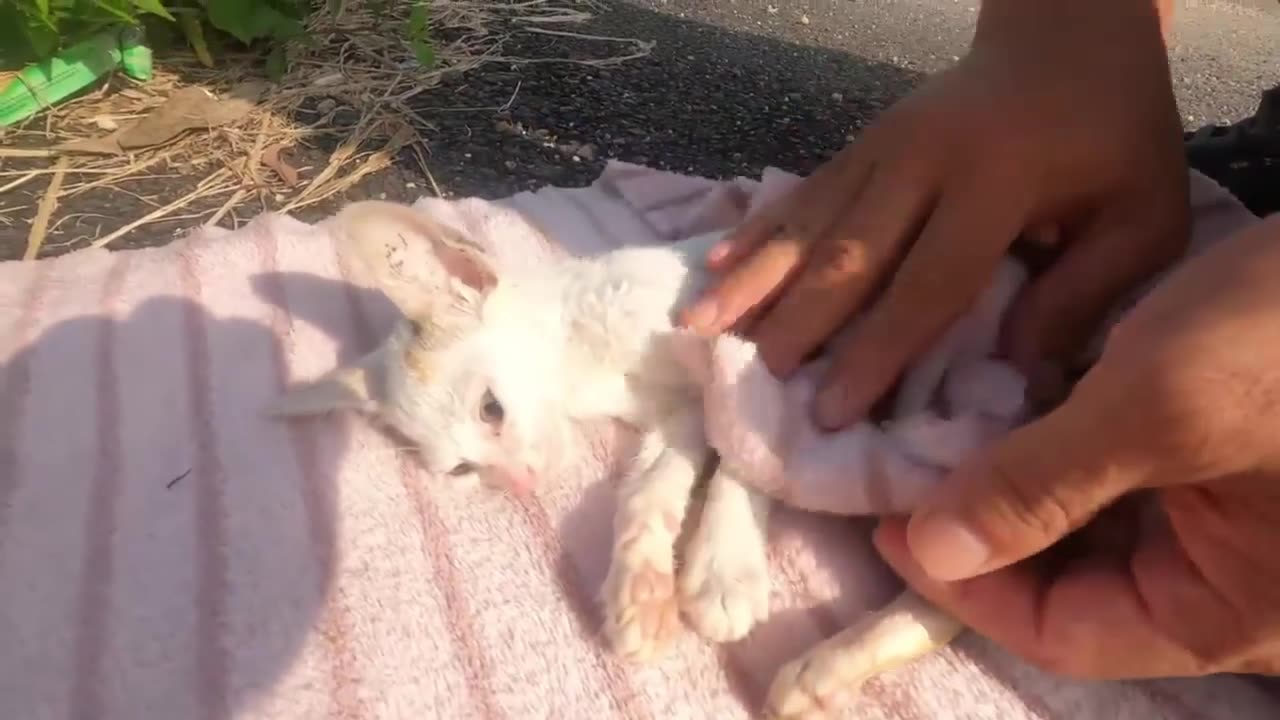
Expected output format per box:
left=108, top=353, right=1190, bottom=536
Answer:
left=447, top=462, right=475, bottom=477
left=480, top=388, right=504, bottom=425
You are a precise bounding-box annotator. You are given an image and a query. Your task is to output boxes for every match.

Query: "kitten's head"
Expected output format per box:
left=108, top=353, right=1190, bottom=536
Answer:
left=269, top=200, right=567, bottom=496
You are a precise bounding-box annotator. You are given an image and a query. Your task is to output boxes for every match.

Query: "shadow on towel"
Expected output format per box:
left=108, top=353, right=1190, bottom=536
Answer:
left=0, top=289, right=350, bottom=720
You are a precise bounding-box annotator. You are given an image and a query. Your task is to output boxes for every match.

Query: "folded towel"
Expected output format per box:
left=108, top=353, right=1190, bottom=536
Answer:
left=0, top=160, right=1274, bottom=720
left=649, top=165, right=1264, bottom=516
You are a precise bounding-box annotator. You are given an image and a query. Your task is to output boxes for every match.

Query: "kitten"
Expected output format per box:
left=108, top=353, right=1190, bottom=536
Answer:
left=269, top=200, right=964, bottom=718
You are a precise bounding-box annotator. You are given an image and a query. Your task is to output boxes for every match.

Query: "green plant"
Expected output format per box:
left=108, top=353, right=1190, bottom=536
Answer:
left=0, top=0, right=173, bottom=67
left=1, top=0, right=438, bottom=85
left=405, top=1, right=434, bottom=69
left=169, top=0, right=311, bottom=77
left=0, top=0, right=313, bottom=73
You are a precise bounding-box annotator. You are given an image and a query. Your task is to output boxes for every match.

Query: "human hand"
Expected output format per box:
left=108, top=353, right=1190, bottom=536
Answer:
left=873, top=214, right=1280, bottom=679
left=681, top=0, right=1190, bottom=430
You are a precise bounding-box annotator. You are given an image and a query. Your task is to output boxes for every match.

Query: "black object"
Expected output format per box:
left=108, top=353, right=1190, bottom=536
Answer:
left=1184, top=84, right=1280, bottom=218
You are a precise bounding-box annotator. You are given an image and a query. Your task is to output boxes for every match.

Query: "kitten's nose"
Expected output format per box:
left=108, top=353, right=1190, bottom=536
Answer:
left=497, top=464, right=537, bottom=498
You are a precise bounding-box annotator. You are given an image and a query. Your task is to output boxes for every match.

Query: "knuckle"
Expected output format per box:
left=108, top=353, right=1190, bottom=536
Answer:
left=983, top=457, right=1076, bottom=544
left=1260, top=213, right=1280, bottom=235
left=812, top=237, right=873, bottom=277
left=1020, top=626, right=1115, bottom=680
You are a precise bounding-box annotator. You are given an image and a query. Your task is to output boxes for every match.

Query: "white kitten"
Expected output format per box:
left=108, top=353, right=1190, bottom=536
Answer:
left=269, top=200, right=963, bottom=718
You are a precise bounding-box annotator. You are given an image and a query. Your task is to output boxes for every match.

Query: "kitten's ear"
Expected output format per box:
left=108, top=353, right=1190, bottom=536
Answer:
left=333, top=200, right=497, bottom=315
left=266, top=350, right=385, bottom=418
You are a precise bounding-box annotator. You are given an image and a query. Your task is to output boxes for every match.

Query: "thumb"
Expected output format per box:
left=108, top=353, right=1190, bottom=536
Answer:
left=904, top=380, right=1153, bottom=582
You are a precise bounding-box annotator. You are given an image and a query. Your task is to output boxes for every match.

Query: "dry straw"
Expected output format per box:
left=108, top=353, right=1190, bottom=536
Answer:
left=0, top=0, right=652, bottom=257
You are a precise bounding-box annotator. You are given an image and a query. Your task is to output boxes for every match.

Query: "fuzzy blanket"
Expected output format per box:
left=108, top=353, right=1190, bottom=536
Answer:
left=672, top=166, right=1263, bottom=515
left=0, top=160, right=1275, bottom=720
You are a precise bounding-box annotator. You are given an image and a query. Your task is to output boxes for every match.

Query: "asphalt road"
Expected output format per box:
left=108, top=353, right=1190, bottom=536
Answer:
left=401, top=0, right=1279, bottom=206
left=629, top=0, right=1280, bottom=128
left=7, top=0, right=1277, bottom=257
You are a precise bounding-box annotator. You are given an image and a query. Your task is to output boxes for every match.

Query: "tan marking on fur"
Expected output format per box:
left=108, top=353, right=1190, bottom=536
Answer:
left=402, top=317, right=437, bottom=380
left=602, top=559, right=681, bottom=662
left=763, top=590, right=963, bottom=719
left=405, top=345, right=434, bottom=381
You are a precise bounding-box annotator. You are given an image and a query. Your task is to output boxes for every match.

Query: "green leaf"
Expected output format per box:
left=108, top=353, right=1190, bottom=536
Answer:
left=91, top=0, right=140, bottom=24
left=0, top=4, right=37, bottom=67
left=35, top=0, right=52, bottom=23
left=177, top=12, right=214, bottom=66
left=129, top=0, right=176, bottom=21
left=22, top=16, right=60, bottom=58
left=411, top=38, right=434, bottom=69
left=405, top=2, right=434, bottom=68
left=407, top=2, right=429, bottom=38
left=265, top=43, right=287, bottom=80
left=206, top=0, right=304, bottom=45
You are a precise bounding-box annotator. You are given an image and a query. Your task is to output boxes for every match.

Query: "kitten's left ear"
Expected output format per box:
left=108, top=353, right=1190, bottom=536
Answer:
left=333, top=200, right=498, bottom=317
left=266, top=348, right=386, bottom=418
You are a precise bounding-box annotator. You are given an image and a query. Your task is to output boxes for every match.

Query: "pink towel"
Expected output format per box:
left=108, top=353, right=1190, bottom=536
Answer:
left=0, top=161, right=1275, bottom=720
left=660, top=166, right=1264, bottom=516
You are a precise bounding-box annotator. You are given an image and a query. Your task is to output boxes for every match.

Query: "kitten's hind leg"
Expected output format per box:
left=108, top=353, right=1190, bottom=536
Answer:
left=763, top=589, right=964, bottom=719
left=678, top=466, right=773, bottom=643
left=602, top=412, right=709, bottom=662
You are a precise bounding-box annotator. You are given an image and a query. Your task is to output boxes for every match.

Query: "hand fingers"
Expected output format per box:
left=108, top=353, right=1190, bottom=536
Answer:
left=746, top=165, right=937, bottom=377
left=873, top=518, right=1214, bottom=680
left=679, top=232, right=808, bottom=338
left=901, top=372, right=1154, bottom=581
left=683, top=150, right=873, bottom=335
left=1004, top=203, right=1189, bottom=375
left=812, top=181, right=1023, bottom=429
left=705, top=145, right=870, bottom=272
left=704, top=204, right=795, bottom=272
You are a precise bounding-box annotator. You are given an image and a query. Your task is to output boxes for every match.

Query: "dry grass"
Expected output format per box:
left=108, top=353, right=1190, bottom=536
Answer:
left=0, top=0, right=651, bottom=256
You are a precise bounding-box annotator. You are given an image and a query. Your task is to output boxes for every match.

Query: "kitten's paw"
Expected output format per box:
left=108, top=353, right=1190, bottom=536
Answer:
left=677, top=531, right=770, bottom=643
left=602, top=559, right=681, bottom=662
left=763, top=645, right=858, bottom=720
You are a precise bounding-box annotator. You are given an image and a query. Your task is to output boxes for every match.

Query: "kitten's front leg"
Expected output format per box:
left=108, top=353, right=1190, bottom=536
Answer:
left=602, top=412, right=709, bottom=662
left=763, top=589, right=965, bottom=719
left=678, top=466, right=773, bottom=643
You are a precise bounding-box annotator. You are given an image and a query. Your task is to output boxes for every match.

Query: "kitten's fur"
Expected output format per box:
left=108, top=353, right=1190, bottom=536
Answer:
left=269, top=200, right=964, bottom=718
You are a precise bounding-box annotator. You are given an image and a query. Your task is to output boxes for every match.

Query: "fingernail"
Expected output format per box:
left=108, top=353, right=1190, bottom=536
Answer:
left=683, top=300, right=719, bottom=332
left=909, top=513, right=990, bottom=581
left=706, top=242, right=732, bottom=265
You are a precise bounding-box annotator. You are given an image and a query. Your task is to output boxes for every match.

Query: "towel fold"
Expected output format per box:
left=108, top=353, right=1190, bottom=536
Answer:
left=0, top=160, right=1274, bottom=720
left=643, top=165, right=1262, bottom=517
